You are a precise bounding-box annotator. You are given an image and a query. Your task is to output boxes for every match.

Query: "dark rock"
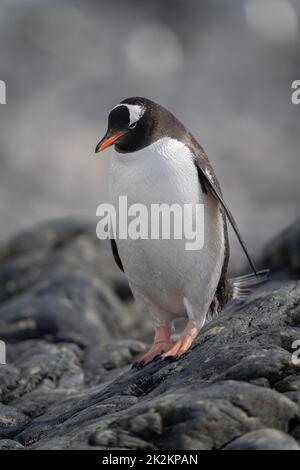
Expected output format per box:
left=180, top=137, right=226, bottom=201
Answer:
left=0, top=219, right=143, bottom=347
left=0, top=273, right=130, bottom=346
left=0, top=218, right=132, bottom=304
left=0, top=403, right=29, bottom=439
left=224, top=428, right=300, bottom=450
left=0, top=439, right=24, bottom=450
left=0, top=219, right=300, bottom=449
left=259, top=218, right=300, bottom=280
left=0, top=364, right=20, bottom=402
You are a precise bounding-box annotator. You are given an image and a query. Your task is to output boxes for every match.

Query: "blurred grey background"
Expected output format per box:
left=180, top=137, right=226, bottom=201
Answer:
left=0, top=0, right=299, bottom=269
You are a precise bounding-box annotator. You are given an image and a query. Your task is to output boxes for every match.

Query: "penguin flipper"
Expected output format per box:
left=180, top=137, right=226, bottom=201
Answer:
left=192, top=153, right=257, bottom=276
left=110, top=238, right=124, bottom=272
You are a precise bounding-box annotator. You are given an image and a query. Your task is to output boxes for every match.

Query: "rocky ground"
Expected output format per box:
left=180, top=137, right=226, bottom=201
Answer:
left=0, top=218, right=300, bottom=450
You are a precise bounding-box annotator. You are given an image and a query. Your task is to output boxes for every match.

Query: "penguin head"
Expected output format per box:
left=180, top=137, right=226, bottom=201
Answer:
left=95, top=97, right=160, bottom=154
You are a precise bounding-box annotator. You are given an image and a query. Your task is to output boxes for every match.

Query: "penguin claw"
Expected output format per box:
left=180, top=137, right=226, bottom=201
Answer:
left=162, top=355, right=178, bottom=362
left=131, top=341, right=173, bottom=368
left=131, top=360, right=144, bottom=369
left=132, top=354, right=162, bottom=369
left=152, top=354, right=162, bottom=362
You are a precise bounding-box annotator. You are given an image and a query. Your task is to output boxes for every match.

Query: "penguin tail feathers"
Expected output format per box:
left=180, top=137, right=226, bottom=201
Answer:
left=229, top=269, right=270, bottom=300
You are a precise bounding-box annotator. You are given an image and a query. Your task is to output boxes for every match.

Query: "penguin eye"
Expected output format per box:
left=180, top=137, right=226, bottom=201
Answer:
left=129, top=121, right=137, bottom=129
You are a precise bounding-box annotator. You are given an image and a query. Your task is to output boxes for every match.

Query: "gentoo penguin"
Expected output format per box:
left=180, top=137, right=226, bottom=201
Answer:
left=95, top=97, right=268, bottom=367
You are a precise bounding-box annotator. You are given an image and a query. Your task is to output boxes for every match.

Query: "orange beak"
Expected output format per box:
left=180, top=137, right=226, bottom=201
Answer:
left=95, top=131, right=124, bottom=153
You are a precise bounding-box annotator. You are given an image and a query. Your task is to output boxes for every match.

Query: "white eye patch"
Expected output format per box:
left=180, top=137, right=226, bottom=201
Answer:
left=113, top=103, right=145, bottom=126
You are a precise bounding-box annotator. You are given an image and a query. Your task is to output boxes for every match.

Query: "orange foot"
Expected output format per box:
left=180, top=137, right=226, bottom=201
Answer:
left=162, top=321, right=199, bottom=360
left=132, top=325, right=172, bottom=368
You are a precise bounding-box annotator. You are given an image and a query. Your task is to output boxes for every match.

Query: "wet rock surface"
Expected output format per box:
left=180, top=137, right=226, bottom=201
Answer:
left=0, top=219, right=300, bottom=450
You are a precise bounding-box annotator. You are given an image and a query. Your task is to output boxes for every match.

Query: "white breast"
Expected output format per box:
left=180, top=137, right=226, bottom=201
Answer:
left=110, top=137, right=202, bottom=207
left=108, top=137, right=225, bottom=317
